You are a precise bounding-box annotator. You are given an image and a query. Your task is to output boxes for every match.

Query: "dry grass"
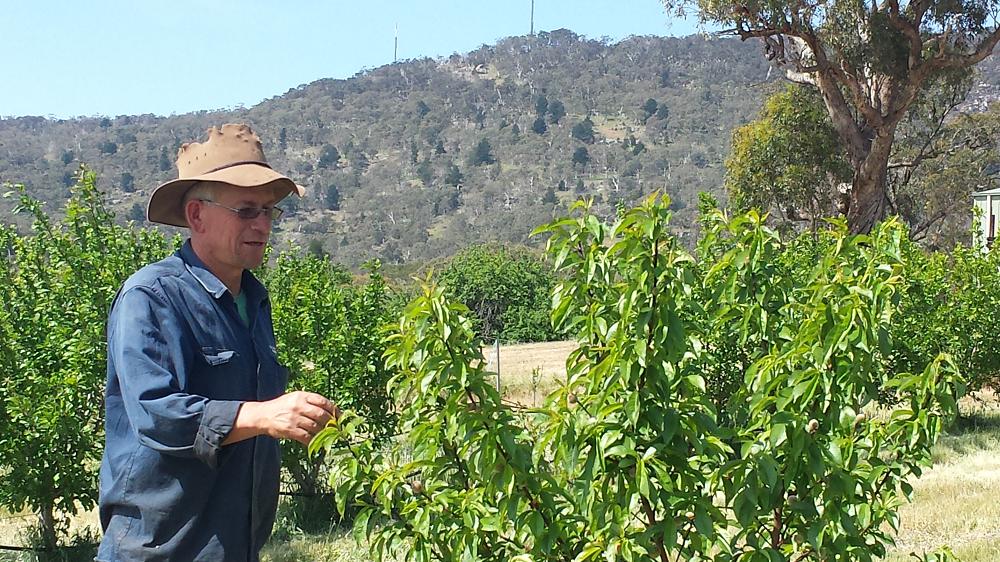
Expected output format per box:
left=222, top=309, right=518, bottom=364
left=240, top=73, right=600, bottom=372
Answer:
left=0, top=507, right=99, bottom=552
left=261, top=526, right=378, bottom=562
left=479, top=340, right=575, bottom=406
left=0, top=509, right=34, bottom=547
left=882, top=392, right=1000, bottom=561
left=883, top=447, right=1000, bottom=561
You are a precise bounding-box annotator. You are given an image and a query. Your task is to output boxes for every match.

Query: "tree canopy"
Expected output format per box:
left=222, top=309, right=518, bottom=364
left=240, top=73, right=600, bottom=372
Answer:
left=666, top=0, right=1000, bottom=233
left=727, top=81, right=1000, bottom=247
left=469, top=139, right=497, bottom=166
left=436, top=244, right=559, bottom=342
left=725, top=84, right=852, bottom=228
left=571, top=116, right=596, bottom=144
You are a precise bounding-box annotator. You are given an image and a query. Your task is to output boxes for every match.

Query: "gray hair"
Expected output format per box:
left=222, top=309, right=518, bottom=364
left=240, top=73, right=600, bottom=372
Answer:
left=184, top=181, right=218, bottom=205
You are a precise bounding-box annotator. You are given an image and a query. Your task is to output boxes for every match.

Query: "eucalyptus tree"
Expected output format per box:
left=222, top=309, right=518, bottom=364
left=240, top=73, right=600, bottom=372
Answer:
left=666, top=0, right=1000, bottom=233
left=725, top=84, right=852, bottom=229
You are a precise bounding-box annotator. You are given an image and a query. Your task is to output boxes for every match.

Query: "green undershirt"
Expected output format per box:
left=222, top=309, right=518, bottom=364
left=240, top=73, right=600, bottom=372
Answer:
left=233, top=291, right=250, bottom=327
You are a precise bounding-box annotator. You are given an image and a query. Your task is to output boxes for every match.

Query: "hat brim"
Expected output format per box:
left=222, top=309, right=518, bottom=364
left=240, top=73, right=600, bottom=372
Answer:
left=147, top=163, right=305, bottom=227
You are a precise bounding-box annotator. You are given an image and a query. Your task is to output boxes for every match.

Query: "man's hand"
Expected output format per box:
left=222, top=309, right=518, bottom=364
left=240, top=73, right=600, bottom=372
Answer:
left=224, top=391, right=339, bottom=446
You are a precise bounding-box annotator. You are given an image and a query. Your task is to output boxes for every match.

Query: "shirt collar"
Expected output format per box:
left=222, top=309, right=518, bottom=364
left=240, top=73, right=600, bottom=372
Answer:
left=177, top=239, right=267, bottom=304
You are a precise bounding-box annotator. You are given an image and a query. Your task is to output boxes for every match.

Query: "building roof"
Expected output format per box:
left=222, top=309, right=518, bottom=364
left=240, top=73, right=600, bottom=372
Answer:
left=972, top=187, right=1000, bottom=198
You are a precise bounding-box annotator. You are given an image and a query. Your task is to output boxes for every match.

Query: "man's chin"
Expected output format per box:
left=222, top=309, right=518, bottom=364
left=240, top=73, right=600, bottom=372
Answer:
left=239, top=249, right=267, bottom=270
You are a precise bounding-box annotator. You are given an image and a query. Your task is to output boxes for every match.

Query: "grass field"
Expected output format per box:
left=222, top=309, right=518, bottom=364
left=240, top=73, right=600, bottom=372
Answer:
left=260, top=342, right=1000, bottom=562
left=479, top=340, right=576, bottom=406
left=883, top=392, right=1000, bottom=562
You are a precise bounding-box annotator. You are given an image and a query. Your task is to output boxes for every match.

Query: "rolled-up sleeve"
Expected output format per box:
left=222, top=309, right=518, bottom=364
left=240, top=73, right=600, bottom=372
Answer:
left=109, top=286, right=242, bottom=468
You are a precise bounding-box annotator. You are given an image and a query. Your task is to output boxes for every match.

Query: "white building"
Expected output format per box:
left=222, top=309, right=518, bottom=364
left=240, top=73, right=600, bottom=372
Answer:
left=972, top=187, right=1000, bottom=250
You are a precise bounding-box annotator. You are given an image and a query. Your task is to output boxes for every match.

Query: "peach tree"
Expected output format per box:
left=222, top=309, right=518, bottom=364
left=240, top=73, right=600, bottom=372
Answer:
left=262, top=256, right=398, bottom=529
left=312, top=195, right=961, bottom=561
left=0, top=169, right=172, bottom=552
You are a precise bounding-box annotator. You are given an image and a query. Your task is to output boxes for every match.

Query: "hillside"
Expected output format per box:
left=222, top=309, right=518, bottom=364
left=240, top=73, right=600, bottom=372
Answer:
left=1, top=30, right=997, bottom=266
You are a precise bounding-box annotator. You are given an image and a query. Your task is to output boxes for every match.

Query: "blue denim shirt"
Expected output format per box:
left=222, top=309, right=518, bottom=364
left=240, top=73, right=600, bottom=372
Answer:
left=98, top=240, right=288, bottom=562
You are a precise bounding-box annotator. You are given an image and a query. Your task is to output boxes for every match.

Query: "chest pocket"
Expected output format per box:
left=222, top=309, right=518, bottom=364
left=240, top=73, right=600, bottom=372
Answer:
left=202, top=348, right=236, bottom=366
left=193, top=345, right=251, bottom=400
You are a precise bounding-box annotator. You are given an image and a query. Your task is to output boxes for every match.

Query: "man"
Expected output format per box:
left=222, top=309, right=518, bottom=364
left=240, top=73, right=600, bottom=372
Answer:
left=97, top=124, right=336, bottom=561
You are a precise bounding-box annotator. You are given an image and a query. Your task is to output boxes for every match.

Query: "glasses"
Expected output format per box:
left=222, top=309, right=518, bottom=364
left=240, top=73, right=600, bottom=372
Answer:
left=199, top=199, right=284, bottom=222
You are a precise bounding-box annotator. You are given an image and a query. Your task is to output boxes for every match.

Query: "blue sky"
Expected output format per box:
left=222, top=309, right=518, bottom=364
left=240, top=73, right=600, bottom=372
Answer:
left=2, top=1, right=709, bottom=119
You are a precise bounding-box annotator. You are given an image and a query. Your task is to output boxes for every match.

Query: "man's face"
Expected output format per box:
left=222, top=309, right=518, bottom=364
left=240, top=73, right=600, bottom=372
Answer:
left=192, top=183, right=279, bottom=278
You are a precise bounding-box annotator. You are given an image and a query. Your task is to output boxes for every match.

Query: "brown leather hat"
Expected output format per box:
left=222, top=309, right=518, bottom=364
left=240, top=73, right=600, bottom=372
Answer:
left=147, top=123, right=305, bottom=227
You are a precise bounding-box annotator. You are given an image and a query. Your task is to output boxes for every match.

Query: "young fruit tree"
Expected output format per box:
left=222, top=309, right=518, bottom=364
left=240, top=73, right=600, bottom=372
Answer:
left=664, top=0, right=1000, bottom=234
left=312, top=195, right=962, bottom=562
left=261, top=256, right=398, bottom=529
left=0, top=170, right=171, bottom=552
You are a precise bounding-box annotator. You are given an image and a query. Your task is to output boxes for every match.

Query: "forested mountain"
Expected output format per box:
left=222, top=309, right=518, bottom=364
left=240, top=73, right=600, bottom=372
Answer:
left=1, top=30, right=997, bottom=265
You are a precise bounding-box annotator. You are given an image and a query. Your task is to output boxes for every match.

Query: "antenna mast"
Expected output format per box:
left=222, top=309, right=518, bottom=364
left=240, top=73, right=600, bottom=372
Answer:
left=530, top=0, right=535, bottom=35
left=394, top=23, right=398, bottom=62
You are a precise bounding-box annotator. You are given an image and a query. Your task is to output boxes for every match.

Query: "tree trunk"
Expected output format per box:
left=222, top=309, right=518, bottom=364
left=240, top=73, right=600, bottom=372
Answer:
left=846, top=130, right=896, bottom=234
left=37, top=501, right=58, bottom=561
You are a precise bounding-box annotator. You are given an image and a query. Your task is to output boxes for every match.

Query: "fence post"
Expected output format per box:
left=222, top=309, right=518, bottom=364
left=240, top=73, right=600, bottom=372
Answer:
left=495, top=338, right=501, bottom=392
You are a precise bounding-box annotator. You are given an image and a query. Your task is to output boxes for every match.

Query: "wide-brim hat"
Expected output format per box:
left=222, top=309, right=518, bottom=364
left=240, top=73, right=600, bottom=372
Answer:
left=147, top=123, right=305, bottom=227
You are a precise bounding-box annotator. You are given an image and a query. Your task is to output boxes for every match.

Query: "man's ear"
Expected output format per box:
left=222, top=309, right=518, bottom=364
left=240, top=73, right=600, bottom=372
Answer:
left=185, top=199, right=206, bottom=233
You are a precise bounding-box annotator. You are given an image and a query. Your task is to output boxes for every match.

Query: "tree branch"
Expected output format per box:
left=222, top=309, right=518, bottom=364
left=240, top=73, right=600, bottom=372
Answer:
left=800, top=39, right=870, bottom=161
left=640, top=496, right=670, bottom=562
left=908, top=0, right=935, bottom=23
left=771, top=506, right=784, bottom=549
left=674, top=523, right=694, bottom=562
left=934, top=28, right=1000, bottom=70
left=884, top=0, right=923, bottom=68
left=908, top=210, right=947, bottom=241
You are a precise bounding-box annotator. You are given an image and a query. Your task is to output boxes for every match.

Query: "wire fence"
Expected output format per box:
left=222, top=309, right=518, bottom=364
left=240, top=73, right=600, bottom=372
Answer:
left=0, top=510, right=99, bottom=555
left=0, top=543, right=98, bottom=554
left=0, top=512, right=34, bottom=553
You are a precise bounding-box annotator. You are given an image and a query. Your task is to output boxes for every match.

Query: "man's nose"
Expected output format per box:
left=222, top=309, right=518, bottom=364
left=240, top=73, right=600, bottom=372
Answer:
left=250, top=213, right=272, bottom=232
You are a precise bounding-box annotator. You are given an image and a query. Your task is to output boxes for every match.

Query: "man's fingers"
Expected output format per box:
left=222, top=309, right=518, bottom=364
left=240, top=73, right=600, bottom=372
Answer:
left=295, top=403, right=329, bottom=420
left=303, top=392, right=336, bottom=415
left=269, top=392, right=339, bottom=443
left=302, top=403, right=335, bottom=428
left=298, top=415, right=327, bottom=434
left=257, top=392, right=341, bottom=444
left=291, top=428, right=312, bottom=445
